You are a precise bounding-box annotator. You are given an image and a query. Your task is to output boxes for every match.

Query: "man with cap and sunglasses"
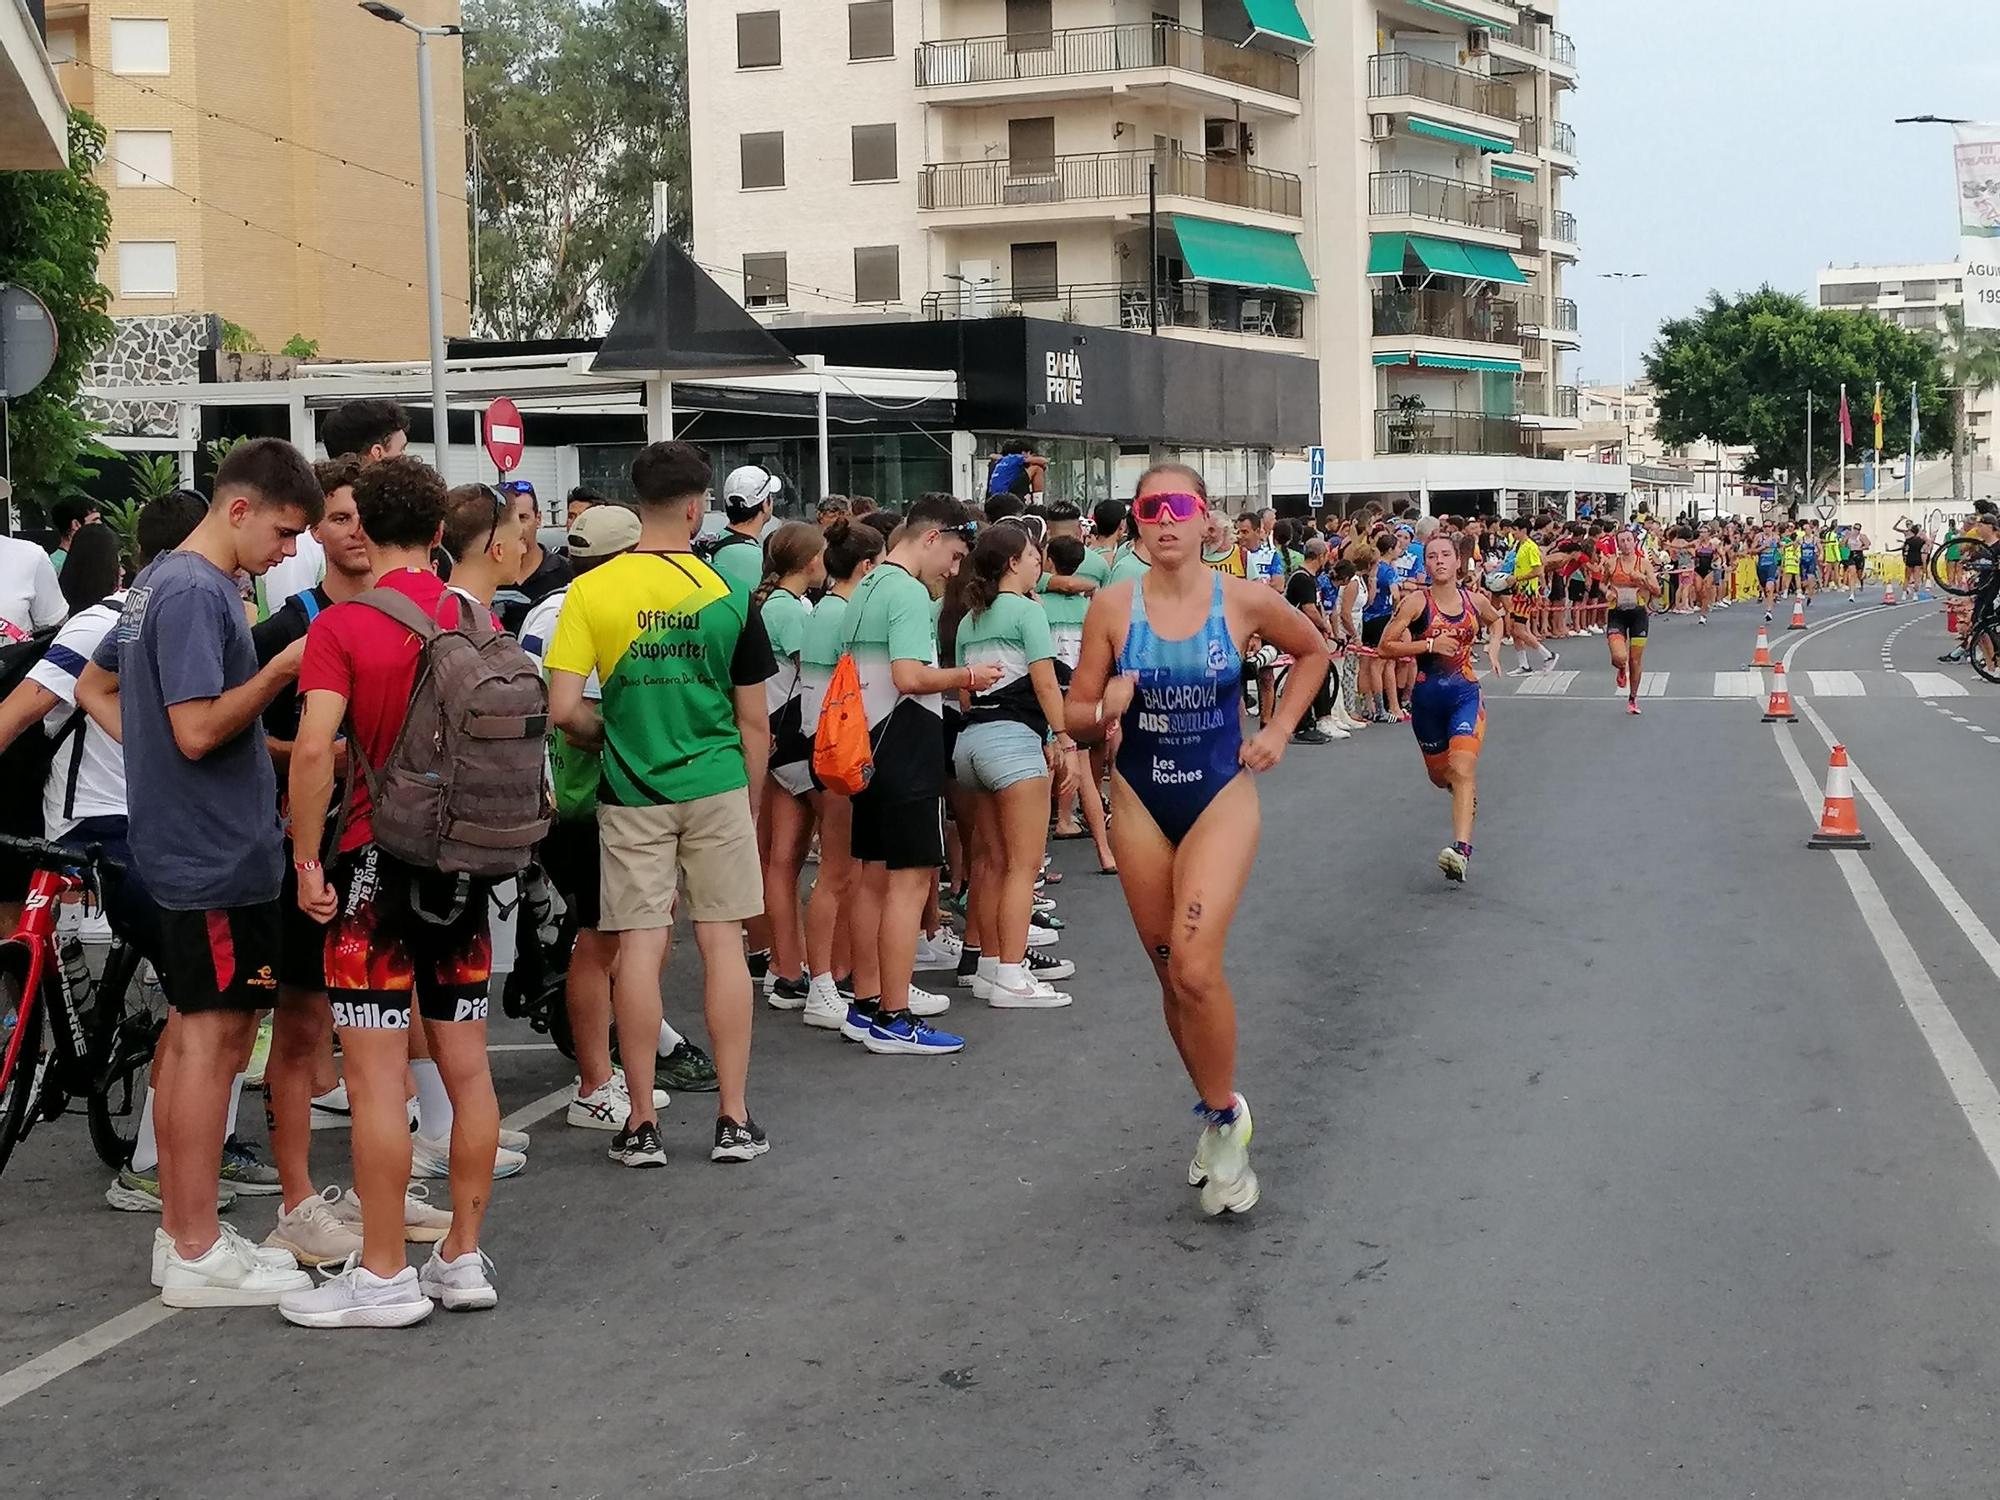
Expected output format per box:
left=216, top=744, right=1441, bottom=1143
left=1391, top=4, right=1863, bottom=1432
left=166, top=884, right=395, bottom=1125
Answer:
left=705, top=465, right=784, bottom=595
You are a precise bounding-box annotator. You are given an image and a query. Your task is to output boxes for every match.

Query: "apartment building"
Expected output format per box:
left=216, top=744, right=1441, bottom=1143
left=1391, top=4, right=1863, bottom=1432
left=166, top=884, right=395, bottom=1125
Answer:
left=41, top=0, right=469, bottom=359
left=2, top=0, right=68, bottom=168
left=688, top=0, right=1605, bottom=513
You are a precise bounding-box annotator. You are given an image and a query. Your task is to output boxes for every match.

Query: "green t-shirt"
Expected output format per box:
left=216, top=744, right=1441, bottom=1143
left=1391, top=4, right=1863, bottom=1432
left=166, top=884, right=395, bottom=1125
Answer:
left=1109, top=545, right=1151, bottom=584
left=707, top=531, right=764, bottom=595
left=956, top=591, right=1055, bottom=731
left=760, top=586, right=811, bottom=763
left=843, top=561, right=945, bottom=792
left=544, top=551, right=777, bottom=806
left=799, top=589, right=849, bottom=736
left=1039, top=584, right=1090, bottom=670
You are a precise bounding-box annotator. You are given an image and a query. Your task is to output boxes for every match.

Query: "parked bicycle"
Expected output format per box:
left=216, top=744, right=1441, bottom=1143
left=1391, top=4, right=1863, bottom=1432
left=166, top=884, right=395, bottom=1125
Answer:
left=0, top=835, right=163, bottom=1182
left=1930, top=536, right=1999, bottom=684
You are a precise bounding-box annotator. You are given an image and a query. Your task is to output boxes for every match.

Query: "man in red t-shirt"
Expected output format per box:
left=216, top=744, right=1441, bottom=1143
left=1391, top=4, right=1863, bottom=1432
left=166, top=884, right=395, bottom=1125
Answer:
left=280, top=456, right=503, bottom=1330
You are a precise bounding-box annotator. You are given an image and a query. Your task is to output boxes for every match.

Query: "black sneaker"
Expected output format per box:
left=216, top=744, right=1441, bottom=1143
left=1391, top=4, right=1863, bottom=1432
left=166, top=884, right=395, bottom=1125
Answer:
left=835, top=974, right=855, bottom=1002
left=747, top=947, right=771, bottom=982
left=956, top=945, right=983, bottom=989
left=711, top=1116, right=770, bottom=1163
left=766, top=973, right=810, bottom=1011
left=1291, top=726, right=1332, bottom=745
left=657, top=1040, right=719, bottom=1093
left=609, top=1120, right=667, bottom=1168
left=1025, top=949, right=1076, bottom=982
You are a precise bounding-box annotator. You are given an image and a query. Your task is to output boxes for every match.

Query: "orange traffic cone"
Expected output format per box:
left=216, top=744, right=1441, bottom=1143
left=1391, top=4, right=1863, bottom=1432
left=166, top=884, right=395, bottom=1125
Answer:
left=1748, top=625, right=1774, bottom=667
left=1807, top=744, right=1871, bottom=849
left=1761, top=661, right=1798, bottom=723
left=1884, top=580, right=1899, bottom=605
left=1787, top=596, right=1807, bottom=631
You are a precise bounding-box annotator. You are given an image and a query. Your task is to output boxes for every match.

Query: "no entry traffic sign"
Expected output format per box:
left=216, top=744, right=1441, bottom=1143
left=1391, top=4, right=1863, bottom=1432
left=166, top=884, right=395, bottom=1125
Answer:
left=483, top=397, right=524, bottom=474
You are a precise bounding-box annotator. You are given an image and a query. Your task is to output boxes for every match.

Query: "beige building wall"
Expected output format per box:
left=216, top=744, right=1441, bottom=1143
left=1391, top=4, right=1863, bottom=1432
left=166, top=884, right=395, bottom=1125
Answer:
left=45, top=0, right=469, bottom=360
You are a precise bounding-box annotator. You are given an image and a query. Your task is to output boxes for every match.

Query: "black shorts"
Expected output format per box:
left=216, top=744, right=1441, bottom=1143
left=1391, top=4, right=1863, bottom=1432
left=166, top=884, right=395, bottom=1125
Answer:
left=279, top=864, right=329, bottom=991
left=941, top=708, right=963, bottom=778
left=540, top=817, right=601, bottom=931
left=849, top=788, right=945, bottom=871
left=1361, top=616, right=1389, bottom=648
left=324, top=844, right=494, bottom=1030
left=1607, top=605, right=1650, bottom=640
left=157, top=900, right=282, bottom=1015
left=1566, top=574, right=1589, bottom=603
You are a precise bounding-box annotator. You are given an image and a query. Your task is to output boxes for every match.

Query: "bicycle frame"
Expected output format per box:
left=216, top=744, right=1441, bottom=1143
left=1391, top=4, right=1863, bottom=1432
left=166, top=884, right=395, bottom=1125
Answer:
left=0, top=867, right=93, bottom=1112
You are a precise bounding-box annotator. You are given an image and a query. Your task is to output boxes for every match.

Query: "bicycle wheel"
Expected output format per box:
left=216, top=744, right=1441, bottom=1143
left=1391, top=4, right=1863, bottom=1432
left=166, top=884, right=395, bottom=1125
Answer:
left=0, top=969, right=45, bottom=1181
left=86, top=950, right=166, bottom=1171
left=1931, top=536, right=1994, bottom=597
left=1971, top=623, right=2000, bottom=686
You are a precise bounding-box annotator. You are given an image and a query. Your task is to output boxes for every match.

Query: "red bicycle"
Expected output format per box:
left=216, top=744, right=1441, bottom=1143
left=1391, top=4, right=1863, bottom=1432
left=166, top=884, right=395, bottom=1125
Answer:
left=0, top=834, right=156, bottom=1182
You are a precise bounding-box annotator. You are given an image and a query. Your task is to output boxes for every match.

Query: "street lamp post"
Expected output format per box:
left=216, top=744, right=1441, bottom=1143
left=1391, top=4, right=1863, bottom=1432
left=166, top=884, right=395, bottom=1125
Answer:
left=360, top=2, right=460, bottom=482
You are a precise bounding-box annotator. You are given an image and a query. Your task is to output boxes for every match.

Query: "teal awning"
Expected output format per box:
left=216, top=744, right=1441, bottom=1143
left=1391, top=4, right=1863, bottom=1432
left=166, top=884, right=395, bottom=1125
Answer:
left=1411, top=0, right=1498, bottom=26
left=1491, top=163, right=1536, bottom=183
left=1408, top=117, right=1513, bottom=154
left=1242, top=0, right=1312, bottom=47
left=1173, top=215, right=1314, bottom=294
left=1367, top=234, right=1527, bottom=286
left=1375, top=352, right=1524, bottom=373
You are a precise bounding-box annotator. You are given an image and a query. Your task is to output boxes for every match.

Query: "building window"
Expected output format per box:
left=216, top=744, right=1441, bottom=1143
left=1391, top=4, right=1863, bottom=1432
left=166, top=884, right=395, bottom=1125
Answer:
left=855, top=245, right=900, bottom=304
left=109, top=17, right=171, bottom=75
left=1008, top=117, right=1056, bottom=177
left=740, top=131, right=785, bottom=190
left=744, top=253, right=788, bottom=308
left=45, top=27, right=79, bottom=63
left=113, top=130, right=174, bottom=187
left=849, top=1, right=894, bottom=60
left=1011, top=242, right=1058, bottom=301
left=851, top=123, right=897, bottom=183
left=1005, top=0, right=1054, bottom=52
left=117, top=241, right=178, bottom=297
left=736, top=10, right=781, bottom=68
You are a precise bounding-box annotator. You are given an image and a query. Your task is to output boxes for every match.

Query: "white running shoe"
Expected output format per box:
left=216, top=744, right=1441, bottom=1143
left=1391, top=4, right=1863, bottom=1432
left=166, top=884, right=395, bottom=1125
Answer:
left=1314, top=717, right=1351, bottom=740
left=410, top=1134, right=525, bottom=1181
left=418, top=1246, right=498, bottom=1311
left=913, top=928, right=964, bottom=970
left=153, top=1222, right=302, bottom=1289
left=968, top=970, right=994, bottom=1001
left=260, top=1188, right=364, bottom=1270
left=279, top=1256, right=433, bottom=1329
left=310, top=1082, right=350, bottom=1116
left=988, top=976, right=1073, bottom=1009
left=906, top=983, right=952, bottom=1017
left=802, top=977, right=846, bottom=1030
left=498, top=1126, right=530, bottom=1154
left=1192, top=1093, right=1259, bottom=1216
left=1026, top=923, right=1058, bottom=948
left=327, top=1184, right=454, bottom=1244
left=159, top=1230, right=310, bottom=1307
left=1438, top=845, right=1468, bottom=883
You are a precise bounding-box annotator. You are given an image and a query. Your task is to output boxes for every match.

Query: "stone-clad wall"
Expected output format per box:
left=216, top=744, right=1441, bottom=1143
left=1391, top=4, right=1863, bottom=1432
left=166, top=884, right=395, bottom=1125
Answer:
left=83, top=313, right=218, bottom=438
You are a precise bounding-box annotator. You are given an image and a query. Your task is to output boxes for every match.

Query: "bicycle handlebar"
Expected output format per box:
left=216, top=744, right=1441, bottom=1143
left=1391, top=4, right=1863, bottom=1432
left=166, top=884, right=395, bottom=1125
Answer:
left=0, top=834, right=125, bottom=878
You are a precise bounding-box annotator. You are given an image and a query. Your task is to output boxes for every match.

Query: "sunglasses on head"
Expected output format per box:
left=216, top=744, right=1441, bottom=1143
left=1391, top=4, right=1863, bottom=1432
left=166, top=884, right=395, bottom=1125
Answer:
left=932, top=521, right=978, bottom=545
left=1131, top=491, right=1207, bottom=525
left=998, top=513, right=1049, bottom=546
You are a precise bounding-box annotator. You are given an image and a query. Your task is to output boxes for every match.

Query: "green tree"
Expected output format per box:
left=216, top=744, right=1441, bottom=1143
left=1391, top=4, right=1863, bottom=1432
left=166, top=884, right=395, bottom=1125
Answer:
left=465, top=0, right=690, bottom=339
left=0, top=111, right=114, bottom=510
left=1922, top=304, right=2000, bottom=504
left=1647, top=287, right=1955, bottom=495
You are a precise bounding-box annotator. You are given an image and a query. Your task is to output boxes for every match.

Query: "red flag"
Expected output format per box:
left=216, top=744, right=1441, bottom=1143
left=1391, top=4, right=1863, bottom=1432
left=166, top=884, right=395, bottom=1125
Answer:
left=1838, top=385, right=1852, bottom=448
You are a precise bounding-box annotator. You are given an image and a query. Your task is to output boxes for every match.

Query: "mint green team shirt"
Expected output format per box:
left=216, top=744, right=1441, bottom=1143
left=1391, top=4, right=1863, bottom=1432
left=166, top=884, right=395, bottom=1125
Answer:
left=709, top=533, right=764, bottom=595
left=1108, top=545, right=1151, bottom=583
left=955, top=592, right=1056, bottom=731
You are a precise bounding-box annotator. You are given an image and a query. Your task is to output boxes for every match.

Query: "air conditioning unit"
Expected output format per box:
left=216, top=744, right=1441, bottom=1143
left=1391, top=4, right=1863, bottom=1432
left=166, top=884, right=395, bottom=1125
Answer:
left=1370, top=114, right=1393, bottom=141
left=1205, top=119, right=1244, bottom=156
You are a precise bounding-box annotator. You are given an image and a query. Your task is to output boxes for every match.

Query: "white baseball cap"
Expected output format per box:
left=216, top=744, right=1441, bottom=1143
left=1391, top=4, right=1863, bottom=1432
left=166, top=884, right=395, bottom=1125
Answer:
left=722, top=464, right=782, bottom=518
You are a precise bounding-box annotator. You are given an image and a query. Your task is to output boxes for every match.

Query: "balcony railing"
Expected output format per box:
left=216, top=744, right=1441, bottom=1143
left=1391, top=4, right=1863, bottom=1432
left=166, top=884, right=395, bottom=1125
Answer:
left=1367, top=53, right=1516, bottom=122
left=1549, top=119, right=1577, bottom=156
left=1484, top=17, right=1539, bottom=51
left=1517, top=384, right=1581, bottom=419
left=1551, top=297, right=1578, bottom=331
left=1368, top=170, right=1515, bottom=232
left=920, top=149, right=1303, bottom=217
left=915, top=21, right=1300, bottom=99
left=1548, top=209, right=1577, bottom=244
left=1551, top=30, right=1577, bottom=67
left=919, top=281, right=1304, bottom=340
left=1372, top=287, right=1522, bottom=344
left=1376, top=408, right=1525, bottom=457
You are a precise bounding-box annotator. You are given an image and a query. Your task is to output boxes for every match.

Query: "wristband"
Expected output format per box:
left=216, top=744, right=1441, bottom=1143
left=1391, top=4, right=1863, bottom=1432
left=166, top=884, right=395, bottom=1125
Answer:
left=294, top=859, right=322, bottom=873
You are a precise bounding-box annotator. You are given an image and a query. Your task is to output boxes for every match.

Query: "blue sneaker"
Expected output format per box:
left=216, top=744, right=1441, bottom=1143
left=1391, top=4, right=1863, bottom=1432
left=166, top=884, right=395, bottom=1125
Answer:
left=863, top=1010, right=966, bottom=1056
left=838, top=1000, right=880, bottom=1044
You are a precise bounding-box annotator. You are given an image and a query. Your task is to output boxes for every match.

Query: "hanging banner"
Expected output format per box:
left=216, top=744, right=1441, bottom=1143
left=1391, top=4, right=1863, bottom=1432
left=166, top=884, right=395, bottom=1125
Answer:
left=1953, top=123, right=2000, bottom=328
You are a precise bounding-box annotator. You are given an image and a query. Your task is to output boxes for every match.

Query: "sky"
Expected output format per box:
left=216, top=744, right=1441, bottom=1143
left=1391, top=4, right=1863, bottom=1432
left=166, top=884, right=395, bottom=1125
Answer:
left=1564, top=0, right=2000, bottom=388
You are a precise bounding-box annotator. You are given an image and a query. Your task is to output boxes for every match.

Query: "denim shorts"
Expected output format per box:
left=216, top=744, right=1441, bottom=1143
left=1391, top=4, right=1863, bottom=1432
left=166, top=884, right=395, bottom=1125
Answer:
left=952, top=718, right=1050, bottom=793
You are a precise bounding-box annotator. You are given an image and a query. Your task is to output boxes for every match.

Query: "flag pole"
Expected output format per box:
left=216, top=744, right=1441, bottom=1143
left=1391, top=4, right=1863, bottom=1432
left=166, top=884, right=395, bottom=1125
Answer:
left=1805, top=390, right=1813, bottom=504
left=1839, top=382, right=1848, bottom=502
left=1907, top=380, right=1918, bottom=499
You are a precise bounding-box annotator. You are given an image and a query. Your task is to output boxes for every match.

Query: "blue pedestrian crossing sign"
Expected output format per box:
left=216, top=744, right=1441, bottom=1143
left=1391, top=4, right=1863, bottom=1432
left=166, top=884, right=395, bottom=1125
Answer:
left=1308, top=444, right=1325, bottom=509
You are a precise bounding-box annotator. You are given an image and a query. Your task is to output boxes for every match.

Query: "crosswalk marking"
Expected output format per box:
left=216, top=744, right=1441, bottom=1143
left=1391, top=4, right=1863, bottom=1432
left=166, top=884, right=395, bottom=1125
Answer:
left=1806, top=671, right=1865, bottom=696
left=1902, top=672, right=1969, bottom=697
left=1714, top=671, right=1766, bottom=698
left=1635, top=674, right=1670, bottom=697
left=1513, top=670, right=1578, bottom=695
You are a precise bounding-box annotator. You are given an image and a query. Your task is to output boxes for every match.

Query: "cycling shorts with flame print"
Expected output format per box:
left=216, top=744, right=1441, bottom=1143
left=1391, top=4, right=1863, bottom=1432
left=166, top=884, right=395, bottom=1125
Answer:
left=324, top=845, right=494, bottom=1029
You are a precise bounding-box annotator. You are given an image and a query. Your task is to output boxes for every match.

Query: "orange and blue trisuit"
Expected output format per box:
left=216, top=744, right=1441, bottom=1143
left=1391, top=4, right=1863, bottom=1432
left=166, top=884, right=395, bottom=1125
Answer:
left=1407, top=589, right=1486, bottom=787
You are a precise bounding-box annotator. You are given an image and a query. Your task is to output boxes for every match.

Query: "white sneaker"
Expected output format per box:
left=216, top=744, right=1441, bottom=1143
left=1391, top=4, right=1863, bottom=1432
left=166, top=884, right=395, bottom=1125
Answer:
left=1191, top=1093, right=1259, bottom=1217
left=498, top=1126, right=530, bottom=1154
left=418, top=1246, right=498, bottom=1311
left=566, top=1073, right=666, bottom=1131
left=410, top=1133, right=525, bottom=1181
left=802, top=977, right=846, bottom=1030
left=327, top=1183, right=454, bottom=1244
left=1026, top=923, right=1058, bottom=948
left=310, top=1082, right=350, bottom=1116
left=988, top=975, right=1073, bottom=1009
left=913, top=927, right=963, bottom=970
left=279, top=1256, right=433, bottom=1329
left=159, top=1230, right=310, bottom=1307
left=968, top=969, right=994, bottom=1001
left=152, top=1222, right=302, bottom=1289
left=260, top=1188, right=364, bottom=1269
left=906, top=983, right=952, bottom=1017
left=1314, top=717, right=1351, bottom=740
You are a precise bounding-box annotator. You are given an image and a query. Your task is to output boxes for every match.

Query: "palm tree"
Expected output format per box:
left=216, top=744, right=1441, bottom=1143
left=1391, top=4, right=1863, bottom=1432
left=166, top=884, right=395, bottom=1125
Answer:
left=1924, top=304, right=2000, bottom=503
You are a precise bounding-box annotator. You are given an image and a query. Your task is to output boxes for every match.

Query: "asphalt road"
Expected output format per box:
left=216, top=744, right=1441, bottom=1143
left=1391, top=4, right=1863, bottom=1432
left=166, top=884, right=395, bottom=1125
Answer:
left=3, top=591, right=1999, bottom=1500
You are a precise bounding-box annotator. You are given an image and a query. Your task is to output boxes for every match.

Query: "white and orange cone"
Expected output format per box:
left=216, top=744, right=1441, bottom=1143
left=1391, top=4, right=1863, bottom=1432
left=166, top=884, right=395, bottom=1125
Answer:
left=1748, top=625, right=1774, bottom=667
left=1761, top=661, right=1798, bottom=723
left=1788, top=596, right=1807, bottom=631
left=1807, top=744, right=1871, bottom=849
left=1884, top=579, right=1899, bottom=606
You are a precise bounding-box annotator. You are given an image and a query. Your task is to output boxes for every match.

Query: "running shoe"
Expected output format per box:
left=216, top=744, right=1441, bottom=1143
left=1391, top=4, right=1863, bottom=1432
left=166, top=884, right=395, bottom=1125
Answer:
left=746, top=948, right=771, bottom=982
left=1697, top=616, right=1708, bottom=626
left=219, top=1136, right=282, bottom=1196
left=802, top=977, right=846, bottom=1030
left=411, top=1133, right=526, bottom=1181
left=310, top=1082, right=351, bottom=1117
left=1026, top=923, right=1059, bottom=948
left=711, top=1116, right=770, bottom=1163
left=154, top=1222, right=301, bottom=1288
left=1627, top=700, right=1642, bottom=716
left=608, top=1120, right=668, bottom=1168
left=419, top=1247, right=498, bottom=1311
left=1614, top=664, right=1626, bottom=689
left=1025, top=949, right=1076, bottom=982
left=567, top=1073, right=669, bottom=1131
left=1538, top=652, right=1561, bottom=673
left=1506, top=664, right=1534, bottom=677
left=1290, top=726, right=1332, bottom=746
left=107, top=1166, right=236, bottom=1214
left=1313, top=718, right=1351, bottom=740
left=1191, top=1094, right=1259, bottom=1216
left=1941, top=648, right=1965, bottom=663
left=162, top=1231, right=311, bottom=1309
left=328, top=1183, right=453, bottom=1244
left=1764, top=610, right=1774, bottom=623
left=658, top=1040, right=719, bottom=1093
left=1031, top=895, right=1057, bottom=915
left=914, top=928, right=964, bottom=970
left=907, top=984, right=952, bottom=1017
left=279, top=1256, right=433, bottom=1328
left=839, top=999, right=881, bottom=1043
left=863, top=1011, right=966, bottom=1056
left=941, top=886, right=970, bottom=920
left=765, top=973, right=810, bottom=1011
left=262, top=1188, right=363, bottom=1269
left=243, top=1018, right=273, bottom=1087
left=1438, top=845, right=1469, bottom=883
left=1034, top=911, right=1067, bottom=931
left=835, top=975, right=856, bottom=1002
left=989, top=974, right=1073, bottom=1009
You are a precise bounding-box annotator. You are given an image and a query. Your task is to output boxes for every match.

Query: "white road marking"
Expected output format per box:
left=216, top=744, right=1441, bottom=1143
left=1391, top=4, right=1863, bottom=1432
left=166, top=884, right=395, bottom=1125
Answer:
left=1772, top=725, right=2000, bottom=1187
left=1902, top=672, right=1969, bottom=697
left=1635, top=673, right=1670, bottom=697
left=1806, top=671, right=1865, bottom=696
left=1514, top=670, right=1578, bottom=695
left=1713, top=671, right=1766, bottom=697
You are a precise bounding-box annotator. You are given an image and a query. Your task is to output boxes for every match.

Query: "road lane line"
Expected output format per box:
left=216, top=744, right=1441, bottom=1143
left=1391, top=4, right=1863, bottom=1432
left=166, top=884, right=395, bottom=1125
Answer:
left=1806, top=670, right=1865, bottom=696
left=1902, top=672, right=1969, bottom=697
left=1714, top=671, right=1765, bottom=697
left=1635, top=673, right=1670, bottom=697
left=1772, top=726, right=2000, bottom=1184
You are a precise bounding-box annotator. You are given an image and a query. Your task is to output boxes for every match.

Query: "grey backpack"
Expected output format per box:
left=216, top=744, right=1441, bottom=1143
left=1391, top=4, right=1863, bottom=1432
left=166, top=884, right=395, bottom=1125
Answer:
left=341, top=588, right=552, bottom=879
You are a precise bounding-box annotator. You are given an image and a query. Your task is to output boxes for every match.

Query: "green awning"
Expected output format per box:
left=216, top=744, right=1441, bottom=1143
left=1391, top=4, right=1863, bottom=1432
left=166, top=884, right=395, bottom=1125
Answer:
left=1367, top=233, right=1528, bottom=286
left=1242, top=0, right=1311, bottom=47
left=1408, top=117, right=1513, bottom=154
left=1411, top=0, right=1498, bottom=26
left=1372, top=353, right=1524, bottom=373
left=1173, top=215, right=1315, bottom=294
left=1491, top=163, right=1536, bottom=183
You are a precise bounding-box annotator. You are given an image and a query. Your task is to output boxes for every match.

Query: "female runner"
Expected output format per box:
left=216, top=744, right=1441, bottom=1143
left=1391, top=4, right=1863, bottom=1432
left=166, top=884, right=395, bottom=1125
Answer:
left=1691, top=528, right=1717, bottom=623
left=1378, top=533, right=1500, bottom=883
left=756, top=522, right=829, bottom=1007
left=1595, top=528, right=1658, bottom=714
left=1066, top=464, right=1327, bottom=1217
